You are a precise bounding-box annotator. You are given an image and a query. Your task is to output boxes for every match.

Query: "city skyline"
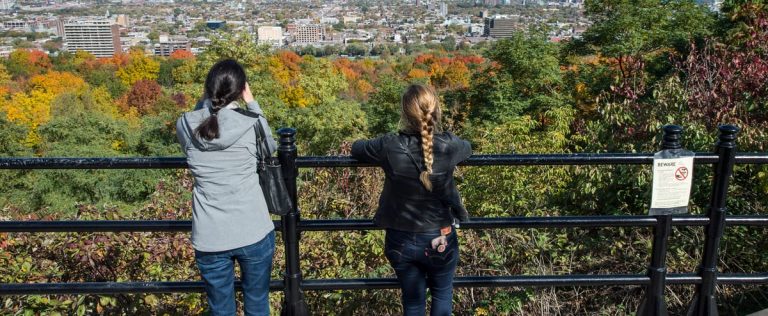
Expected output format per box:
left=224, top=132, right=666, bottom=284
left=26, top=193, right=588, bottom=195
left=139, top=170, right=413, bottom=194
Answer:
left=2, top=0, right=588, bottom=57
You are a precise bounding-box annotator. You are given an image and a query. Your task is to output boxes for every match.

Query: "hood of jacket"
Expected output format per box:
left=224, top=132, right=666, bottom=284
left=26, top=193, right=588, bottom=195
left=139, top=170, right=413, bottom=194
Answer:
left=179, top=99, right=259, bottom=151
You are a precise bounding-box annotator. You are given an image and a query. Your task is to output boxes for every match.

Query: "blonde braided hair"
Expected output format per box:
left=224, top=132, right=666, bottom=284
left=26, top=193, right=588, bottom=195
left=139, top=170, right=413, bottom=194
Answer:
left=400, top=84, right=442, bottom=191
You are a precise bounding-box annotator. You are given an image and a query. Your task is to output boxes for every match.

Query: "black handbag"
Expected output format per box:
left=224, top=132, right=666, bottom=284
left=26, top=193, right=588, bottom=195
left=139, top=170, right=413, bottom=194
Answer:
left=254, top=118, right=293, bottom=216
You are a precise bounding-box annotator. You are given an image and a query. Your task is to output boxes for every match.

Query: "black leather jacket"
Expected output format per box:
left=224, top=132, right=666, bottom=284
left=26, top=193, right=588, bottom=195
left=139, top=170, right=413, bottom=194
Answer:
left=351, top=131, right=472, bottom=232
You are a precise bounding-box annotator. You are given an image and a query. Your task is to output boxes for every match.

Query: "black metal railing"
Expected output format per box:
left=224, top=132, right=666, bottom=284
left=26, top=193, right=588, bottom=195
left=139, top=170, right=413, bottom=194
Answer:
left=1, top=124, right=768, bottom=315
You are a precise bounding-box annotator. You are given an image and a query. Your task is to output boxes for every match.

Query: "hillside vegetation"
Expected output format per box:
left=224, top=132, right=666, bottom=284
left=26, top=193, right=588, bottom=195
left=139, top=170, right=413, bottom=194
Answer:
left=1, top=0, right=767, bottom=314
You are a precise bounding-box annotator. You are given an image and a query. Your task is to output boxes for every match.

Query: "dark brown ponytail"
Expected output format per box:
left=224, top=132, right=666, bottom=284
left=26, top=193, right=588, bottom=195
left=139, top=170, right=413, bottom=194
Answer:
left=195, top=59, right=247, bottom=140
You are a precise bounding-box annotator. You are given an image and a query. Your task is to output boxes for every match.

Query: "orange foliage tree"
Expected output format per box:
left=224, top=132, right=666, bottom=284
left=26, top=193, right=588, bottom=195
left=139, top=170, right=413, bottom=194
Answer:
left=333, top=58, right=379, bottom=100
left=6, top=49, right=52, bottom=77
left=169, top=50, right=195, bottom=60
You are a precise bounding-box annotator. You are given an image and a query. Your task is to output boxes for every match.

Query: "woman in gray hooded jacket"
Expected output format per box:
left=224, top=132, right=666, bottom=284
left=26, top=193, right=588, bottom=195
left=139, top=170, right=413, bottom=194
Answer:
left=176, top=59, right=276, bottom=316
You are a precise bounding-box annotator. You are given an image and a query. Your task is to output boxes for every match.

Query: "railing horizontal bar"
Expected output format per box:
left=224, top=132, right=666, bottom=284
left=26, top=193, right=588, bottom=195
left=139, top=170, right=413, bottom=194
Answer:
left=0, top=220, right=281, bottom=232
left=297, top=154, right=723, bottom=168
left=301, top=275, right=653, bottom=290
left=2, top=273, right=766, bottom=295
left=735, top=153, right=768, bottom=164
left=0, top=153, right=763, bottom=170
left=717, top=273, right=768, bottom=284
left=3, top=153, right=756, bottom=170
left=2, top=216, right=767, bottom=233
left=0, top=157, right=188, bottom=169
left=299, top=216, right=768, bottom=231
left=0, top=281, right=284, bottom=295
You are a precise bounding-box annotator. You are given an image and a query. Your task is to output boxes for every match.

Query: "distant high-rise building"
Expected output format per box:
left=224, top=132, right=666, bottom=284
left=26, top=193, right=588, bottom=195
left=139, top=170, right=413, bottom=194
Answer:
left=484, top=17, right=517, bottom=38
left=63, top=18, right=122, bottom=57
left=257, top=26, right=284, bottom=48
left=153, top=35, right=190, bottom=56
left=439, top=2, right=448, bottom=17
left=294, top=24, right=324, bottom=44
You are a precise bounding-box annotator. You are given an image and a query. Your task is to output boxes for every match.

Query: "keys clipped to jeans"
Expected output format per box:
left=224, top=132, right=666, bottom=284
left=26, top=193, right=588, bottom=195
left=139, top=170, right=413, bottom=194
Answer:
left=426, top=226, right=452, bottom=256
left=430, top=236, right=447, bottom=253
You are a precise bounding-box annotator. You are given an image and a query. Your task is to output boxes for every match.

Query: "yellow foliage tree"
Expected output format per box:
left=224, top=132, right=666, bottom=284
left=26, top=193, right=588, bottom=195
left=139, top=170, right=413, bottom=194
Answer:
left=0, top=64, right=11, bottom=83
left=406, top=68, right=431, bottom=81
left=441, top=61, right=471, bottom=89
left=172, top=58, right=198, bottom=85
left=267, top=55, right=309, bottom=107
left=1, top=71, right=87, bottom=146
left=116, top=50, right=160, bottom=86
left=0, top=64, right=10, bottom=100
left=87, top=86, right=121, bottom=119
left=27, top=71, right=86, bottom=96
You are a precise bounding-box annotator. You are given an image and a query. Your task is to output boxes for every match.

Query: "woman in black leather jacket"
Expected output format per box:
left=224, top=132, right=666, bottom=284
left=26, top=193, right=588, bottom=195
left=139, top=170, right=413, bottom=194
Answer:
left=352, top=84, right=471, bottom=316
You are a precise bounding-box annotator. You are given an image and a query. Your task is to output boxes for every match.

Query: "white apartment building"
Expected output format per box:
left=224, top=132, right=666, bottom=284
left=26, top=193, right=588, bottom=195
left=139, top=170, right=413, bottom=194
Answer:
left=63, top=18, right=122, bottom=57
left=257, top=26, right=284, bottom=48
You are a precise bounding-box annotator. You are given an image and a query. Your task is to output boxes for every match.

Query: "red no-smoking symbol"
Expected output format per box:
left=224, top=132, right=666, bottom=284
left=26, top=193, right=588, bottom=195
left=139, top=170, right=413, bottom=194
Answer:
left=675, top=166, right=689, bottom=181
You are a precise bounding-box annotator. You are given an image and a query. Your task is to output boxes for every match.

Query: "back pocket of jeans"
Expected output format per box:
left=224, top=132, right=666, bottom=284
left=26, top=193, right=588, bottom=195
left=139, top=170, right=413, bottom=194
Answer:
left=426, top=246, right=457, bottom=267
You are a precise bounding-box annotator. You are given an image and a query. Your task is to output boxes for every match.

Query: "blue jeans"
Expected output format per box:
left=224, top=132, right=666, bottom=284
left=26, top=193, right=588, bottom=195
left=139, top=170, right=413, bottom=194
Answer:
left=195, top=231, right=275, bottom=316
left=385, top=228, right=459, bottom=316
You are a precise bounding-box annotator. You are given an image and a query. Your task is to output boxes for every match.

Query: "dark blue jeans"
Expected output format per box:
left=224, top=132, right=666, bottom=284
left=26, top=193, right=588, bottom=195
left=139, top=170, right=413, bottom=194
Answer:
left=385, top=228, right=459, bottom=316
left=195, top=231, right=275, bottom=316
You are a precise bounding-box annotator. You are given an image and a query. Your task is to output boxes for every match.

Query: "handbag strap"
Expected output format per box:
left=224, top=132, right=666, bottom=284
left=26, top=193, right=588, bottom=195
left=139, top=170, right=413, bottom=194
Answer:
left=253, top=115, right=271, bottom=164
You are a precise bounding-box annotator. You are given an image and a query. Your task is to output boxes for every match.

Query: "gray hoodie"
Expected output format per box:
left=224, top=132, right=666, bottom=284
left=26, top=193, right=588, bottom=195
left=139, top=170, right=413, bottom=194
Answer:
left=176, top=99, right=277, bottom=252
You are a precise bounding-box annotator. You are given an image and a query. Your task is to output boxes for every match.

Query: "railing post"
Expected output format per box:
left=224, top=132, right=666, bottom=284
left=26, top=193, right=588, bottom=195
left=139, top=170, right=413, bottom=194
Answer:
left=686, top=125, right=739, bottom=316
left=637, top=125, right=683, bottom=316
left=277, top=127, right=309, bottom=316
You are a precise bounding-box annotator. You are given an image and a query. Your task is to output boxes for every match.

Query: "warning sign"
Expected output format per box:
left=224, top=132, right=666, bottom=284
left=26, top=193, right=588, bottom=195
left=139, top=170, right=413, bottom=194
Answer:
left=650, top=156, right=694, bottom=211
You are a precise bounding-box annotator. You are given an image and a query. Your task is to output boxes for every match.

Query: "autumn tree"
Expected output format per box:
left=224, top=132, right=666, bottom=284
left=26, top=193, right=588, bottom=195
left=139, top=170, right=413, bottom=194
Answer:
left=124, top=79, right=163, bottom=115
left=197, top=32, right=269, bottom=72
left=116, top=49, right=160, bottom=86
left=85, top=66, right=128, bottom=99
left=171, top=58, right=200, bottom=86
left=6, top=49, right=52, bottom=78
left=169, top=49, right=195, bottom=60
left=1, top=71, right=87, bottom=146
left=579, top=0, right=714, bottom=99
left=298, top=56, right=348, bottom=106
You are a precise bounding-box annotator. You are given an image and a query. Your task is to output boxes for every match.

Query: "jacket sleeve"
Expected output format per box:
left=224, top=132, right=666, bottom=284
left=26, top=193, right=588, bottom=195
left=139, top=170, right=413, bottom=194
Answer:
left=449, top=133, right=472, bottom=166
left=351, top=135, right=386, bottom=164
left=247, top=100, right=278, bottom=156
left=175, top=116, right=189, bottom=157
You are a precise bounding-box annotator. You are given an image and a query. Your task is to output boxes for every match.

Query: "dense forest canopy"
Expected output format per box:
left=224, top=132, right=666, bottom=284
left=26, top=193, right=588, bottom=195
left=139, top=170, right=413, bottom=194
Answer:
left=1, top=0, right=767, bottom=314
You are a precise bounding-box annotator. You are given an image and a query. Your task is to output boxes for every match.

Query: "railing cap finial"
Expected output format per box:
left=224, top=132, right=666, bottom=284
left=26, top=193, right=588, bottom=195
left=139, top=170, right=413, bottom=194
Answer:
left=662, top=125, right=683, bottom=150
